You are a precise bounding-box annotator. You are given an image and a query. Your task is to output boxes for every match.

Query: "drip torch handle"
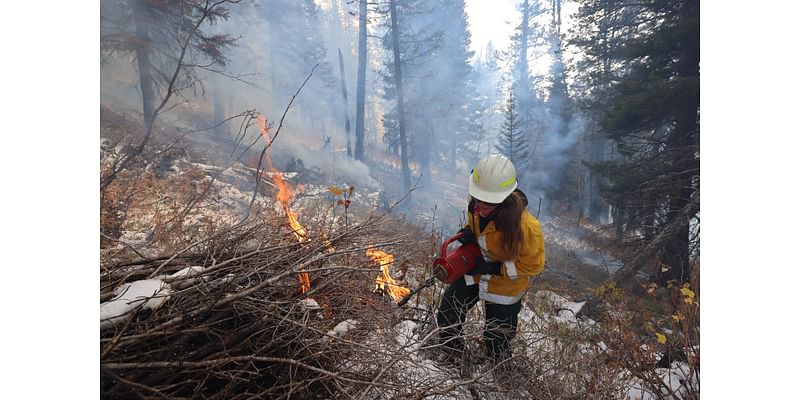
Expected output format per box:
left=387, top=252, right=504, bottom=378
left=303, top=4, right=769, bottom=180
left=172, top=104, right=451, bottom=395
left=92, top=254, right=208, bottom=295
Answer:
left=440, top=232, right=464, bottom=257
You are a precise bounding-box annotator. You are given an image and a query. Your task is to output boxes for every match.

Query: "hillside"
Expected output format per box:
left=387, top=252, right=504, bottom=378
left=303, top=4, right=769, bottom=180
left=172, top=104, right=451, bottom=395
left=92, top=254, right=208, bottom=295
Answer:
left=100, top=107, right=699, bottom=399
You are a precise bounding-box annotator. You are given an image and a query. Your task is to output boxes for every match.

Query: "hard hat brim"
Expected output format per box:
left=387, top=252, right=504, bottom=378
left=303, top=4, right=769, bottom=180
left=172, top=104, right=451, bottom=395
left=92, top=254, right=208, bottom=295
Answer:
left=469, top=174, right=517, bottom=204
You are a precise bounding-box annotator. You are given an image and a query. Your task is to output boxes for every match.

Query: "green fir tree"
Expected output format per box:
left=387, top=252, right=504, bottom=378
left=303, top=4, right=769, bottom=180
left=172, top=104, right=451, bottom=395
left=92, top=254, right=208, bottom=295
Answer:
left=495, top=91, right=529, bottom=177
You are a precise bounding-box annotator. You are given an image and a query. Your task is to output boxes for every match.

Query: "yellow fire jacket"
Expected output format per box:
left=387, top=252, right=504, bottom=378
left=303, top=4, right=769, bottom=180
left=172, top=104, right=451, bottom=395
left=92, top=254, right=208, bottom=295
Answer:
left=464, top=205, right=546, bottom=305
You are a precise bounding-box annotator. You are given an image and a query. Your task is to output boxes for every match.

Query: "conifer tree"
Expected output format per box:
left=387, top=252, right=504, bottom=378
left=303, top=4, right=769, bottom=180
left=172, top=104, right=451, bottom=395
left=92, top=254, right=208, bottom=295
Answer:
left=571, top=0, right=700, bottom=283
left=495, top=91, right=529, bottom=177
left=379, top=0, right=442, bottom=191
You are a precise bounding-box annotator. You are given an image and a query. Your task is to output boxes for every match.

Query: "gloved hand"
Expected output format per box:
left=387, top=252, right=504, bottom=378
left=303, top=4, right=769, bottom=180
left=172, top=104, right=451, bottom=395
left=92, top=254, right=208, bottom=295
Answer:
left=456, top=227, right=475, bottom=244
left=466, top=257, right=503, bottom=276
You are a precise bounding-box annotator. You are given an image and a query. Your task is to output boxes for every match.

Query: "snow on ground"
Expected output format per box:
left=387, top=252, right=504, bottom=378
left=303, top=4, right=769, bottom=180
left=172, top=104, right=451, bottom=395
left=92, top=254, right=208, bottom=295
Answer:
left=531, top=290, right=592, bottom=325
left=301, top=298, right=321, bottom=310
left=326, top=319, right=359, bottom=338
left=518, top=290, right=697, bottom=399
left=624, top=362, right=697, bottom=400
left=100, top=279, right=172, bottom=329
left=395, top=320, right=418, bottom=348
left=165, top=266, right=206, bottom=289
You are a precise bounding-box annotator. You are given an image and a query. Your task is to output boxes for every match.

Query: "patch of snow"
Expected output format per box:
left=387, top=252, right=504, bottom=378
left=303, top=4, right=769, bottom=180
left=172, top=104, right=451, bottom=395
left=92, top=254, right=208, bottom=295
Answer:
left=555, top=301, right=586, bottom=323
left=532, top=290, right=588, bottom=324
left=220, top=273, right=236, bottom=285
left=624, top=361, right=698, bottom=400
left=518, top=305, right=536, bottom=323
left=301, top=298, right=321, bottom=310
left=394, top=320, right=417, bottom=347
left=168, top=266, right=206, bottom=289
left=101, top=279, right=172, bottom=329
left=119, top=230, right=149, bottom=247
left=170, top=266, right=204, bottom=278
left=534, top=290, right=570, bottom=308
left=326, top=319, right=359, bottom=338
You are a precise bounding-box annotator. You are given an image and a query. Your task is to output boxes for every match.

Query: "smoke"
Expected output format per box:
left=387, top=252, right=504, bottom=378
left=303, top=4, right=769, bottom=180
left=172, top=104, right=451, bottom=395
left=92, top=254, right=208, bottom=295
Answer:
left=269, top=138, right=380, bottom=190
left=100, top=0, right=599, bottom=229
left=527, top=112, right=585, bottom=194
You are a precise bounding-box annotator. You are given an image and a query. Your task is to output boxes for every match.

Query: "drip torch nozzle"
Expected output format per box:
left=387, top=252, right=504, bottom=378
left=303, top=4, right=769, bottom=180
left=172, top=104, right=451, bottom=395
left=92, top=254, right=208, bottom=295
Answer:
left=396, top=276, right=437, bottom=307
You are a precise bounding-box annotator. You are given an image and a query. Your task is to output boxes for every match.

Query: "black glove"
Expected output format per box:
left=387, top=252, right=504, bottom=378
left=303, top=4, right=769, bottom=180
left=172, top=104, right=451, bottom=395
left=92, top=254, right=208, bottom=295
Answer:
left=456, top=227, right=475, bottom=244
left=466, top=257, right=503, bottom=276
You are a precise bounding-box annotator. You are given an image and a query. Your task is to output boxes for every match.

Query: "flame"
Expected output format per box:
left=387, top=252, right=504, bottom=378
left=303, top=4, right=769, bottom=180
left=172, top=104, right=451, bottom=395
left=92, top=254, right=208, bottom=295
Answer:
left=367, top=248, right=410, bottom=302
left=270, top=170, right=307, bottom=241
left=257, top=114, right=270, bottom=143
left=258, top=115, right=310, bottom=293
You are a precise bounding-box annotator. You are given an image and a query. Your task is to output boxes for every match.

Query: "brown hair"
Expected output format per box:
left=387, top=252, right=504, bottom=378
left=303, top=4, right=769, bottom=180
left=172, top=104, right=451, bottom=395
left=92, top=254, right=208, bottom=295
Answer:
left=471, top=191, right=526, bottom=259
left=495, top=191, right=526, bottom=259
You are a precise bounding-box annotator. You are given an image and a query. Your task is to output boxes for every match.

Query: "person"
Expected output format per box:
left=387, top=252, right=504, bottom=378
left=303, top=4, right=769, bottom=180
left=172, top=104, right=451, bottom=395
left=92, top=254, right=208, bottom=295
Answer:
left=435, top=154, right=546, bottom=365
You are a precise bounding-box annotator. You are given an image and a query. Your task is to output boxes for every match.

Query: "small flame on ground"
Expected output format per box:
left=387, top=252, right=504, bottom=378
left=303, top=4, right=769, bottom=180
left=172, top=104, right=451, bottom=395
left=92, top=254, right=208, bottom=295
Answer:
left=367, top=248, right=410, bottom=302
left=298, top=272, right=311, bottom=294
left=257, top=120, right=310, bottom=293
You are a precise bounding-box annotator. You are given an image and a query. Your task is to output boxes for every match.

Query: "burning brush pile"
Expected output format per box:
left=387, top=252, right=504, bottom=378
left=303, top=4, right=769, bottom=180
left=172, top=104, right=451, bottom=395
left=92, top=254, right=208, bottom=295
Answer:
left=101, top=110, right=699, bottom=399
left=100, top=189, right=446, bottom=398
left=100, top=113, right=450, bottom=398
left=100, top=213, right=436, bottom=399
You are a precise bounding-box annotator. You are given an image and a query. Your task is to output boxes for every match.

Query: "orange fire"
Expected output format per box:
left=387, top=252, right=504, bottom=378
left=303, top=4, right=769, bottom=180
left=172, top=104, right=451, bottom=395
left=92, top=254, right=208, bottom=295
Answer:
left=367, top=248, right=410, bottom=302
left=257, top=114, right=270, bottom=142
left=258, top=115, right=310, bottom=293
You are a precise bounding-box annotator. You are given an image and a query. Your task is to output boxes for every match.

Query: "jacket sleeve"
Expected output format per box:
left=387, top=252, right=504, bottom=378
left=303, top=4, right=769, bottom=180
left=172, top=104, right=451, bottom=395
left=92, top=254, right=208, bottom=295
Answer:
left=501, top=214, right=545, bottom=279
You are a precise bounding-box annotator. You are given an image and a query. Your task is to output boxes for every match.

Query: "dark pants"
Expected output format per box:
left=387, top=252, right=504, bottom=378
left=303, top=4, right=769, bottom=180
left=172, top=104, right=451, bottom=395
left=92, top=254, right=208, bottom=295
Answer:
left=436, top=277, right=522, bottom=362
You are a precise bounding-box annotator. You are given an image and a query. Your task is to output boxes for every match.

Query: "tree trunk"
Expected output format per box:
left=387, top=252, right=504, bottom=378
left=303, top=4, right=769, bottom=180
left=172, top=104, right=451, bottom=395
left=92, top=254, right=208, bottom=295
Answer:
left=518, top=0, right=534, bottom=165
left=390, top=0, right=411, bottom=193
left=555, top=0, right=561, bottom=37
left=337, top=48, right=352, bottom=157
left=613, top=191, right=699, bottom=285
left=354, top=0, right=367, bottom=161
left=587, top=126, right=609, bottom=223
left=132, top=0, right=157, bottom=128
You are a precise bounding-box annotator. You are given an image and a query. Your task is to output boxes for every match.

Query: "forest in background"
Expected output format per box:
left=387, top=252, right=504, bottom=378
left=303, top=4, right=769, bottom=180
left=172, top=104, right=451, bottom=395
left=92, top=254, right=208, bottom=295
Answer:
left=100, top=0, right=699, bottom=285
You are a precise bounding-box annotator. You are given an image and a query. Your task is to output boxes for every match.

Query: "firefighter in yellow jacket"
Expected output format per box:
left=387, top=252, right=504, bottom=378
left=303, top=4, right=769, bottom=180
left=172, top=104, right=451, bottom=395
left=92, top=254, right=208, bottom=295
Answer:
left=436, top=154, right=546, bottom=364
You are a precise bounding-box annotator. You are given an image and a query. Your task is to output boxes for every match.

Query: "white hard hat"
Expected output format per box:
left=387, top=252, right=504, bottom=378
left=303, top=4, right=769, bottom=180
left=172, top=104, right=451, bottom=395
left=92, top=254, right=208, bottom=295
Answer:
left=469, top=154, right=518, bottom=204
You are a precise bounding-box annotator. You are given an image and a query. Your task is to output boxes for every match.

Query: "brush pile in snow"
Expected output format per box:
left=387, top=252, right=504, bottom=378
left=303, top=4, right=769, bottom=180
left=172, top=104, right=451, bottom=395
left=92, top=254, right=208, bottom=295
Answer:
left=101, top=209, right=439, bottom=399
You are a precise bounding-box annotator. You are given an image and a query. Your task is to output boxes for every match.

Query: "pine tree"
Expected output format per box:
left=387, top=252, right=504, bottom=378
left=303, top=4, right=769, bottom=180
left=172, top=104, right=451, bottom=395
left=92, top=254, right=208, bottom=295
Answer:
left=429, top=3, right=481, bottom=187
left=100, top=0, right=237, bottom=129
left=301, top=0, right=336, bottom=89
left=495, top=91, right=529, bottom=176
left=571, top=0, right=700, bottom=284
left=378, top=0, right=442, bottom=191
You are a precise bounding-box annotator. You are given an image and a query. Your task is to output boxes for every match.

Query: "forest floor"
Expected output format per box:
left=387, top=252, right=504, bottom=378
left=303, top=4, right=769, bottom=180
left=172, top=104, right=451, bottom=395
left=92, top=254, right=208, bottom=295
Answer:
left=99, top=106, right=698, bottom=399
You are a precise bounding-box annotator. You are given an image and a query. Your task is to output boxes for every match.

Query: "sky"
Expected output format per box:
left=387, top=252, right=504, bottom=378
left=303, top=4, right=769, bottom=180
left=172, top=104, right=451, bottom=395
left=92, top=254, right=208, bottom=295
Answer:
left=465, top=0, right=580, bottom=75
left=465, top=0, right=519, bottom=56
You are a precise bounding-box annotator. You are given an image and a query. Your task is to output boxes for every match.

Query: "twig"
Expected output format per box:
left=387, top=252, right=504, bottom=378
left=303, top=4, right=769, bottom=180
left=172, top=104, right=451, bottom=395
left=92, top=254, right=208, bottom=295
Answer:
left=102, top=368, right=172, bottom=400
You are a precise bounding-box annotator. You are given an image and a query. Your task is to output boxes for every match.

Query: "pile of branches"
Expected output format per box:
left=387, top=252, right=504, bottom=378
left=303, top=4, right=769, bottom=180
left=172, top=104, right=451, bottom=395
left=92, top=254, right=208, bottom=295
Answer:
left=100, top=212, right=430, bottom=399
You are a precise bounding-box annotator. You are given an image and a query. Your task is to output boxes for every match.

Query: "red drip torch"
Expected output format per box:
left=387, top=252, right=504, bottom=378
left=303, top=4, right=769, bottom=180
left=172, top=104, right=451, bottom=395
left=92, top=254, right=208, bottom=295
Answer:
left=397, top=232, right=482, bottom=307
